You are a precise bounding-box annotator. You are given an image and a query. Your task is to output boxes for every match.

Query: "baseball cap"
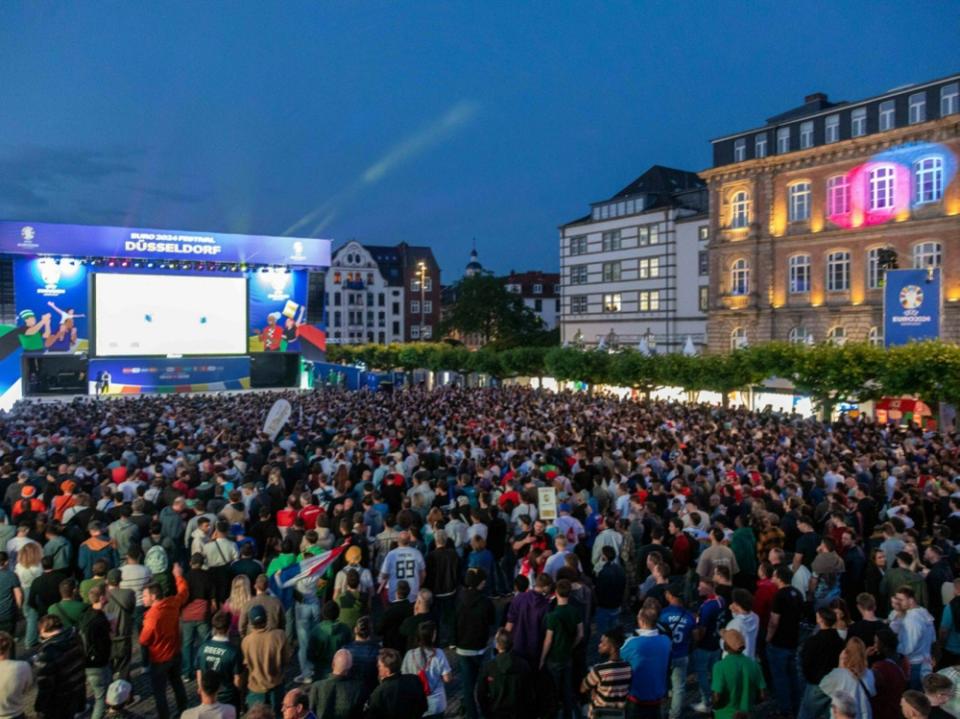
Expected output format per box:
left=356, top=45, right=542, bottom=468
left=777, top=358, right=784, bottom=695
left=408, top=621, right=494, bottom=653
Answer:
left=345, top=546, right=362, bottom=565
left=558, top=503, right=571, bottom=513
left=17, top=309, right=35, bottom=324
left=248, top=604, right=267, bottom=625
left=720, top=628, right=745, bottom=652
left=106, top=679, right=132, bottom=707
left=20, top=485, right=36, bottom=498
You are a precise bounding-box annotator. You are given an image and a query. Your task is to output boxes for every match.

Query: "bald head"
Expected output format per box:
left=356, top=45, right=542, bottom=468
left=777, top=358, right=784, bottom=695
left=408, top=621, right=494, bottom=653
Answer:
left=282, top=688, right=309, bottom=718
left=332, top=648, right=353, bottom=676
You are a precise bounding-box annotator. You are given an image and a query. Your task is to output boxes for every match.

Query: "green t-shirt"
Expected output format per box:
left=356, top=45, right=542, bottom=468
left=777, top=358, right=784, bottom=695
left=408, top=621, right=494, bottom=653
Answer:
left=546, top=603, right=580, bottom=663
left=196, top=636, right=243, bottom=704
left=79, top=577, right=106, bottom=604
left=711, top=652, right=766, bottom=719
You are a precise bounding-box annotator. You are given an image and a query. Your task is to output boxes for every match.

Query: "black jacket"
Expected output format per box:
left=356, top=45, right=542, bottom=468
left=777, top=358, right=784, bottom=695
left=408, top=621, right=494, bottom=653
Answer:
left=34, top=628, right=87, bottom=719
left=800, top=628, right=845, bottom=684
left=309, top=673, right=365, bottom=719
left=454, top=588, right=496, bottom=651
left=376, top=600, right=413, bottom=652
left=78, top=606, right=113, bottom=668
left=425, top=546, right=459, bottom=596
left=364, top=674, right=428, bottom=719
left=29, top=569, right=68, bottom=616
left=595, top=561, right=627, bottom=610
left=477, top=651, right=534, bottom=719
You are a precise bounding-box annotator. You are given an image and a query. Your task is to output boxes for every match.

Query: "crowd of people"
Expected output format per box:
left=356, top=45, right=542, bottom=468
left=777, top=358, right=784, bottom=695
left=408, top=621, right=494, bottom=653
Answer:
left=0, top=384, right=958, bottom=719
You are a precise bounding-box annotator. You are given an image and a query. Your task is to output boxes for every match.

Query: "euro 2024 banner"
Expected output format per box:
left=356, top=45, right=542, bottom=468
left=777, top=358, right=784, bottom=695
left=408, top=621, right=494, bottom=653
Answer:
left=13, top=257, right=89, bottom=353
left=248, top=269, right=308, bottom=352
left=884, top=268, right=941, bottom=347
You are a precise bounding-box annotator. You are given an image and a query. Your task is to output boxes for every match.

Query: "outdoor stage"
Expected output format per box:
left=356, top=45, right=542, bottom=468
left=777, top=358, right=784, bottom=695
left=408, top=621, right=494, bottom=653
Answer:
left=0, top=221, right=331, bottom=409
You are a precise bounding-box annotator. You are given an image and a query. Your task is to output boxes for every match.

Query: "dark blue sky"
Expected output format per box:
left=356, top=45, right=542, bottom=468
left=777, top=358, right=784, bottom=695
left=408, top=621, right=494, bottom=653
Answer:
left=0, top=3, right=956, bottom=281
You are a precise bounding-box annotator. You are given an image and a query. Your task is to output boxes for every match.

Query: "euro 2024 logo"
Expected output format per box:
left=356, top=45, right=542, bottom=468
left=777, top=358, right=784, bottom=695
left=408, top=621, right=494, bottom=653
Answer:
left=899, top=285, right=924, bottom=311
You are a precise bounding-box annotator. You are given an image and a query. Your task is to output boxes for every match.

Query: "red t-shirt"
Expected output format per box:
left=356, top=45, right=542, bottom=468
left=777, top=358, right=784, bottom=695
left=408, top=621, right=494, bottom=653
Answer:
left=299, top=505, right=322, bottom=530
left=276, top=507, right=296, bottom=529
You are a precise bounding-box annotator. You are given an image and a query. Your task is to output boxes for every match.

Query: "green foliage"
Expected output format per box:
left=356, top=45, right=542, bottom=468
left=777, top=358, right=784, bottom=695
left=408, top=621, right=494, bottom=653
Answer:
left=324, top=340, right=960, bottom=406
left=439, top=274, right=545, bottom=347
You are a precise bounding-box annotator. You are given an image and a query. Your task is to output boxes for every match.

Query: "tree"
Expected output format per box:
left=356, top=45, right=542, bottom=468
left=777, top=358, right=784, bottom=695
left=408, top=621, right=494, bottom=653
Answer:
left=439, top=275, right=544, bottom=347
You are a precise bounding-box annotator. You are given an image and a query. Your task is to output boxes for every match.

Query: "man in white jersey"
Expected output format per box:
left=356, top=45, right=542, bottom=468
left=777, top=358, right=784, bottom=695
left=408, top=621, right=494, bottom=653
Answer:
left=378, top=530, right=425, bottom=602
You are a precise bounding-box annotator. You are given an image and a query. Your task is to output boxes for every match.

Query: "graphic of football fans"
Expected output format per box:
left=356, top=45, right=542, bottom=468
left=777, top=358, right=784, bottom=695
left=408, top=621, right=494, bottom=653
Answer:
left=45, top=301, right=82, bottom=352
left=260, top=312, right=284, bottom=351
left=16, top=309, right=52, bottom=352
left=281, top=305, right=306, bottom=349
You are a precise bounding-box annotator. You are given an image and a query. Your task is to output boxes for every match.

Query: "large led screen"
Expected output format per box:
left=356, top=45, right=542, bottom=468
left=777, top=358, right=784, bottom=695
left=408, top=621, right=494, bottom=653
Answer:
left=94, top=273, right=247, bottom=356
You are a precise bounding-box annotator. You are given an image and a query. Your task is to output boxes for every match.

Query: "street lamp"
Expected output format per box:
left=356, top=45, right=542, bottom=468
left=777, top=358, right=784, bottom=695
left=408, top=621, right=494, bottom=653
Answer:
left=417, top=260, right=427, bottom=340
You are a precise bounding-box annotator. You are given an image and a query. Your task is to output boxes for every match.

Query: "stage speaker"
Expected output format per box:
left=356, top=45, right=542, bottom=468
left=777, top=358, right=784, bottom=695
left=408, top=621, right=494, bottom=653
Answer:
left=250, top=352, right=300, bottom=388
left=22, top=355, right=89, bottom=396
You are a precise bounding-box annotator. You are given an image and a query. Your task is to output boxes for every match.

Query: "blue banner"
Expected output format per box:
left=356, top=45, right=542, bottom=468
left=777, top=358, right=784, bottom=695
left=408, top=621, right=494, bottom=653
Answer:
left=13, top=258, right=89, bottom=353
left=884, top=268, right=941, bottom=347
left=0, top=221, right=331, bottom=268
left=87, top=356, right=251, bottom=393
left=248, top=269, right=308, bottom=352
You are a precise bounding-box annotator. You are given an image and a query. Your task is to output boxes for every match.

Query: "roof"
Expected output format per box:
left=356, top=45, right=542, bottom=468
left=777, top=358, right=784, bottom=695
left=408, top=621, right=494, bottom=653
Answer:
left=342, top=242, right=439, bottom=287
left=710, top=70, right=960, bottom=143
left=501, top=270, right=560, bottom=298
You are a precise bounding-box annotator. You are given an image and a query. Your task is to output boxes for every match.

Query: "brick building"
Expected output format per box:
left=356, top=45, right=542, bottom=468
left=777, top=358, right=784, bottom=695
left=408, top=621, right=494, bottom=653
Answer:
left=701, top=73, right=960, bottom=352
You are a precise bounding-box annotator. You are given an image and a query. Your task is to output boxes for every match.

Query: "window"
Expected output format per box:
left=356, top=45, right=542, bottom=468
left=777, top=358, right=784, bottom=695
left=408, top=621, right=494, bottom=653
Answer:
left=942, top=83, right=959, bottom=116
left=698, top=286, right=709, bottom=312
left=730, top=258, right=750, bottom=295
left=909, top=92, right=926, bottom=124
left=410, top=278, right=420, bottom=292
left=913, top=241, right=942, bottom=269
left=333, top=311, right=341, bottom=326
left=333, top=271, right=342, bottom=284
left=825, top=114, right=840, bottom=143
left=755, top=134, right=768, bottom=158
left=602, top=261, right=621, bottom=282
left=534, top=299, right=542, bottom=311
left=827, top=326, right=846, bottom=345
left=734, top=138, right=746, bottom=162
left=879, top=100, right=895, bottom=131
left=410, top=300, right=420, bottom=314
left=799, top=121, right=814, bottom=149
left=602, top=230, right=622, bottom=252
left=827, top=175, right=850, bottom=217
left=868, top=326, right=883, bottom=347
left=730, top=327, right=747, bottom=350
left=789, top=326, right=811, bottom=345
left=730, top=191, right=750, bottom=228
left=424, top=278, right=433, bottom=292
left=826, top=251, right=850, bottom=291
left=788, top=182, right=811, bottom=222
left=392, top=321, right=400, bottom=335
left=639, top=290, right=660, bottom=312
left=569, top=265, right=588, bottom=284
left=334, top=292, right=342, bottom=306
left=915, top=156, right=944, bottom=204
left=569, top=236, right=587, bottom=255
left=533, top=283, right=543, bottom=294
left=392, top=301, right=400, bottom=315
left=378, top=293, right=385, bottom=307
left=789, top=254, right=811, bottom=293
left=698, top=226, right=709, bottom=241
left=410, top=325, right=420, bottom=340
left=602, top=293, right=622, bottom=312
left=851, top=107, right=867, bottom=137
left=570, top=295, right=588, bottom=314
left=777, top=127, right=790, bottom=154
left=378, top=311, right=385, bottom=326
left=423, top=300, right=433, bottom=314
left=638, top=257, right=660, bottom=279
left=698, top=251, right=709, bottom=276
left=867, top=247, right=891, bottom=290
left=869, top=165, right=896, bottom=211
left=506, top=283, right=521, bottom=294
left=638, top=224, right=661, bottom=246
left=422, top=326, right=432, bottom=339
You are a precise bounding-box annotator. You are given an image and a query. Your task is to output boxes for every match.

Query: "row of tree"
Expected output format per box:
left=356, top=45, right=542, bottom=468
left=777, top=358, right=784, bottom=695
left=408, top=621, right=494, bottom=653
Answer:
left=325, top=341, right=960, bottom=411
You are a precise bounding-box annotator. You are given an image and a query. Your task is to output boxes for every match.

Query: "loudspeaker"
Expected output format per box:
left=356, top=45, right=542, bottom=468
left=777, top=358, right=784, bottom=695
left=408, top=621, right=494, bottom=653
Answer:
left=250, top=352, right=300, bottom=388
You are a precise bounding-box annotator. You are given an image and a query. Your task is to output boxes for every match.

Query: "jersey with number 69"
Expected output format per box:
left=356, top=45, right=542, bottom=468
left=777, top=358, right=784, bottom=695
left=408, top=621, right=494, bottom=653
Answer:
left=380, top=545, right=426, bottom=601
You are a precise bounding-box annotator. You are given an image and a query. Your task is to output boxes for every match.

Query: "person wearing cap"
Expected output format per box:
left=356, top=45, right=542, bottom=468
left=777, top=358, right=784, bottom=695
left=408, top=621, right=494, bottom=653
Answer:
left=105, top=679, right=143, bottom=719
left=79, top=521, right=116, bottom=579
left=711, top=628, right=766, bottom=719
left=242, top=603, right=292, bottom=713
left=333, top=545, right=374, bottom=600
left=11, top=483, right=46, bottom=521
left=16, top=308, right=51, bottom=351
left=52, top=479, right=78, bottom=523
left=660, top=582, right=696, bottom=719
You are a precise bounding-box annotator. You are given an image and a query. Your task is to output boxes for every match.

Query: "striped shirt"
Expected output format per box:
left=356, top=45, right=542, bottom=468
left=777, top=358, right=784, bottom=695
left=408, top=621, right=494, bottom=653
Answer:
left=583, top=658, right=632, bottom=718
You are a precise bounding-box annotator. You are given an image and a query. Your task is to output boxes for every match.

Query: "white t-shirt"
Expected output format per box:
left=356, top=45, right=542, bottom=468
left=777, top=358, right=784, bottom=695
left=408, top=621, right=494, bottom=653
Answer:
left=401, top=647, right=452, bottom=716
left=380, top=546, right=425, bottom=601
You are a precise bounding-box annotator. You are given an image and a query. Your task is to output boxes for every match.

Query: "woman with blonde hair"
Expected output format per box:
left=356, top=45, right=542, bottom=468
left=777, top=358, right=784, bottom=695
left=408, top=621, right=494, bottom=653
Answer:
left=819, top=637, right=877, bottom=719
left=222, top=574, right=252, bottom=636
left=14, top=541, right=42, bottom=647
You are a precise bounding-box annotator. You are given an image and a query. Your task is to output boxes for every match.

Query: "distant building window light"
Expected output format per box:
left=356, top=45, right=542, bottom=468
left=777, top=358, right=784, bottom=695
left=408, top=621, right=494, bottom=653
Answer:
left=941, top=83, right=959, bottom=116
left=755, top=134, right=767, bottom=158
left=825, top=114, right=840, bottom=143
left=908, top=92, right=926, bottom=124
left=734, top=138, right=746, bottom=162
left=851, top=107, right=867, bottom=137
left=777, top=127, right=790, bottom=154
left=799, top=121, right=814, bottom=149
left=879, top=100, right=896, bottom=131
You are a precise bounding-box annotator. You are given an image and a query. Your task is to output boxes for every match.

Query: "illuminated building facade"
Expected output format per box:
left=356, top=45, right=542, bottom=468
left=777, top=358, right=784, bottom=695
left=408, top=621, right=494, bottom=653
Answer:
left=701, top=73, right=960, bottom=352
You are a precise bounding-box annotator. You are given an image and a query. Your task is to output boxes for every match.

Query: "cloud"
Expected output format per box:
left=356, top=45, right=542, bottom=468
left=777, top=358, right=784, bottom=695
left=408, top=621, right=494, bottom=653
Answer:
left=283, top=99, right=480, bottom=237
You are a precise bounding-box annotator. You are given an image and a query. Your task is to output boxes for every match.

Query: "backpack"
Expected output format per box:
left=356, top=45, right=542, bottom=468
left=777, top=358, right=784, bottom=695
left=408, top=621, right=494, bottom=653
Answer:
left=79, top=609, right=112, bottom=667
left=145, top=544, right=168, bottom=575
